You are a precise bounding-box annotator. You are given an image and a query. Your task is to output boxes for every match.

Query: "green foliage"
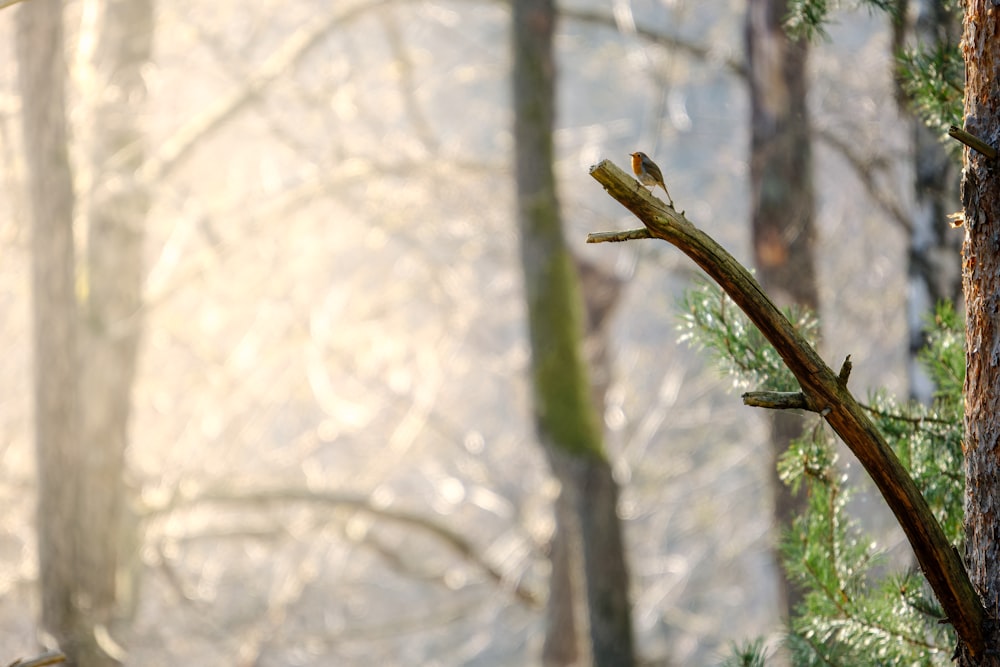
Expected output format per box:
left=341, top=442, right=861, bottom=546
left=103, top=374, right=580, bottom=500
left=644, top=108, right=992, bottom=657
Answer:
left=897, top=41, right=964, bottom=138
left=678, top=277, right=816, bottom=393
left=785, top=0, right=963, bottom=143
left=721, top=638, right=770, bottom=667
left=683, top=286, right=964, bottom=666
left=780, top=430, right=955, bottom=665
left=918, top=301, right=964, bottom=404
left=864, top=303, right=965, bottom=543
left=785, top=0, right=832, bottom=41
left=785, top=0, right=900, bottom=42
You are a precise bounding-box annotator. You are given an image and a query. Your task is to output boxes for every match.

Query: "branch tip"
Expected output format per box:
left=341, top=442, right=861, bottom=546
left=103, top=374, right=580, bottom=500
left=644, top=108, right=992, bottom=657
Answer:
left=742, top=390, right=809, bottom=411
left=838, top=355, right=853, bottom=385
left=587, top=228, right=652, bottom=244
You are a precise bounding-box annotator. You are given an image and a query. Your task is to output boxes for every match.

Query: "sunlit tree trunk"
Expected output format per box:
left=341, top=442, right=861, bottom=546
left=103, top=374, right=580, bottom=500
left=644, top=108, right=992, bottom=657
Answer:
left=17, top=1, right=152, bottom=663
left=511, top=1, right=635, bottom=664
left=959, top=1, right=1000, bottom=663
left=745, top=0, right=816, bottom=620
left=16, top=0, right=86, bottom=657
left=79, top=0, right=154, bottom=647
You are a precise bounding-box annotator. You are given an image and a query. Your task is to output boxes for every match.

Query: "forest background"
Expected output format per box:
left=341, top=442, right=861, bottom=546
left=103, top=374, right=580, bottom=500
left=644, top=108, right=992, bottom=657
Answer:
left=0, top=0, right=941, bottom=664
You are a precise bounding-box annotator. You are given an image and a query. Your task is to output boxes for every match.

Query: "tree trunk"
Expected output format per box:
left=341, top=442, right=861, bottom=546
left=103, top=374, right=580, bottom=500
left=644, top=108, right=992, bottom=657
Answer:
left=79, top=0, right=154, bottom=648
left=511, top=1, right=636, bottom=664
left=541, top=258, right=624, bottom=667
left=16, top=0, right=85, bottom=656
left=17, top=1, right=151, bottom=663
left=745, top=0, right=817, bottom=620
left=959, top=1, right=1000, bottom=663
left=542, top=453, right=589, bottom=666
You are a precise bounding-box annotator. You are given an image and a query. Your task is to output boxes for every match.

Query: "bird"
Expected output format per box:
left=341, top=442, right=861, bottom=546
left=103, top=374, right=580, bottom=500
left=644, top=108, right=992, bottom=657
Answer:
left=630, top=151, right=674, bottom=207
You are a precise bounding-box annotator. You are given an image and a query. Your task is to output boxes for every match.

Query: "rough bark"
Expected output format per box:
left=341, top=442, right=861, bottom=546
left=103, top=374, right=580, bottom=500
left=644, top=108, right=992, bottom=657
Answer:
left=512, top=1, right=636, bottom=664
left=16, top=0, right=84, bottom=655
left=746, top=0, right=817, bottom=619
left=959, top=1, right=1000, bottom=663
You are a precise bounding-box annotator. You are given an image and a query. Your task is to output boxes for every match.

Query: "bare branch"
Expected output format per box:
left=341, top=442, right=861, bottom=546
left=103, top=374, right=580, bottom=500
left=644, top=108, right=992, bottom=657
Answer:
left=139, top=1, right=392, bottom=182
left=379, top=10, right=440, bottom=153
left=588, top=157, right=987, bottom=657
left=587, top=228, right=652, bottom=243
left=949, top=125, right=998, bottom=159
left=152, top=486, right=542, bottom=608
left=815, top=126, right=912, bottom=233
left=561, top=7, right=747, bottom=78
left=742, top=391, right=809, bottom=410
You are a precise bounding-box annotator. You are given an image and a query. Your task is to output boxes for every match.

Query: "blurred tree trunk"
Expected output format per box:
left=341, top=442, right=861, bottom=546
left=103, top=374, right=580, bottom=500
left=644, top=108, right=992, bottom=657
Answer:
left=745, top=0, right=817, bottom=620
left=16, top=0, right=87, bottom=658
left=543, top=259, right=624, bottom=666
left=543, top=453, right=591, bottom=666
left=511, top=1, right=635, bottom=665
left=79, top=0, right=154, bottom=641
left=892, top=0, right=962, bottom=404
left=959, top=2, right=1000, bottom=664
left=17, top=0, right=152, bottom=663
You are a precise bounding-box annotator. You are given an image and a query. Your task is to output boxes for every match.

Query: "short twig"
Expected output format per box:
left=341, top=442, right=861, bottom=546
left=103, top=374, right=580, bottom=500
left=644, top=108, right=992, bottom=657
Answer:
left=949, top=125, right=997, bottom=159
left=742, top=391, right=809, bottom=410
left=587, top=228, right=652, bottom=243
left=838, top=355, right=852, bottom=385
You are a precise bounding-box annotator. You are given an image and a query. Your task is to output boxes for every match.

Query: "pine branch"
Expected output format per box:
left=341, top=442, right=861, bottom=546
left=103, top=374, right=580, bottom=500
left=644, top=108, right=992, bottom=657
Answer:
left=587, top=157, right=986, bottom=657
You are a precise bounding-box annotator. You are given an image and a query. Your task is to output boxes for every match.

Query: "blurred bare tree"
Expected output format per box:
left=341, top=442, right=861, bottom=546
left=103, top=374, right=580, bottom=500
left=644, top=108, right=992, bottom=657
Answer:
left=16, top=0, right=84, bottom=658
left=0, top=0, right=923, bottom=663
left=79, top=0, right=154, bottom=652
left=893, top=0, right=963, bottom=402
left=745, top=0, right=817, bottom=619
left=15, top=0, right=153, bottom=663
left=512, top=0, right=635, bottom=664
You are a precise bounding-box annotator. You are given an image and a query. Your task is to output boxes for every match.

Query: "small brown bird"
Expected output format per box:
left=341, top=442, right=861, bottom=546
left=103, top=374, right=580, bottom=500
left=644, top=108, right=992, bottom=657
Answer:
left=630, top=151, right=674, bottom=207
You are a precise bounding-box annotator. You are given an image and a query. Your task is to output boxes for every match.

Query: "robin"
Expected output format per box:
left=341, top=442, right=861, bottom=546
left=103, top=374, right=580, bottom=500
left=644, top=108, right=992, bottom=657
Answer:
left=630, top=151, right=674, bottom=207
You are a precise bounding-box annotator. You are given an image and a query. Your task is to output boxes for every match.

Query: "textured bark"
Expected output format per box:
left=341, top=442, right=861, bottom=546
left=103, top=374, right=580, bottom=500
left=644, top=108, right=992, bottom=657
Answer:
left=959, top=1, right=1000, bottom=663
left=512, top=1, right=636, bottom=664
left=746, top=0, right=816, bottom=619
left=16, top=0, right=84, bottom=654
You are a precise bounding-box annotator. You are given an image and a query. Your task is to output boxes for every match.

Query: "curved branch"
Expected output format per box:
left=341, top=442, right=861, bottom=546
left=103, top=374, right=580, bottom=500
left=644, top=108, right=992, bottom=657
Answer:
left=561, top=7, right=747, bottom=78
left=587, top=158, right=986, bottom=657
left=138, top=1, right=392, bottom=182
left=148, top=486, right=541, bottom=608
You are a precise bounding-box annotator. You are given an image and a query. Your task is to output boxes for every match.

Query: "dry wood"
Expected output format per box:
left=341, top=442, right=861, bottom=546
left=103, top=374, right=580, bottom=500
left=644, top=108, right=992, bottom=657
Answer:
left=587, top=158, right=987, bottom=656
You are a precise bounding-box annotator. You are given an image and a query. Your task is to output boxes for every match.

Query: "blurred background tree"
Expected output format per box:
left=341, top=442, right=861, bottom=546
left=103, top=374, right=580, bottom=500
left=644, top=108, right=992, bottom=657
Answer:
left=0, top=0, right=960, bottom=664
